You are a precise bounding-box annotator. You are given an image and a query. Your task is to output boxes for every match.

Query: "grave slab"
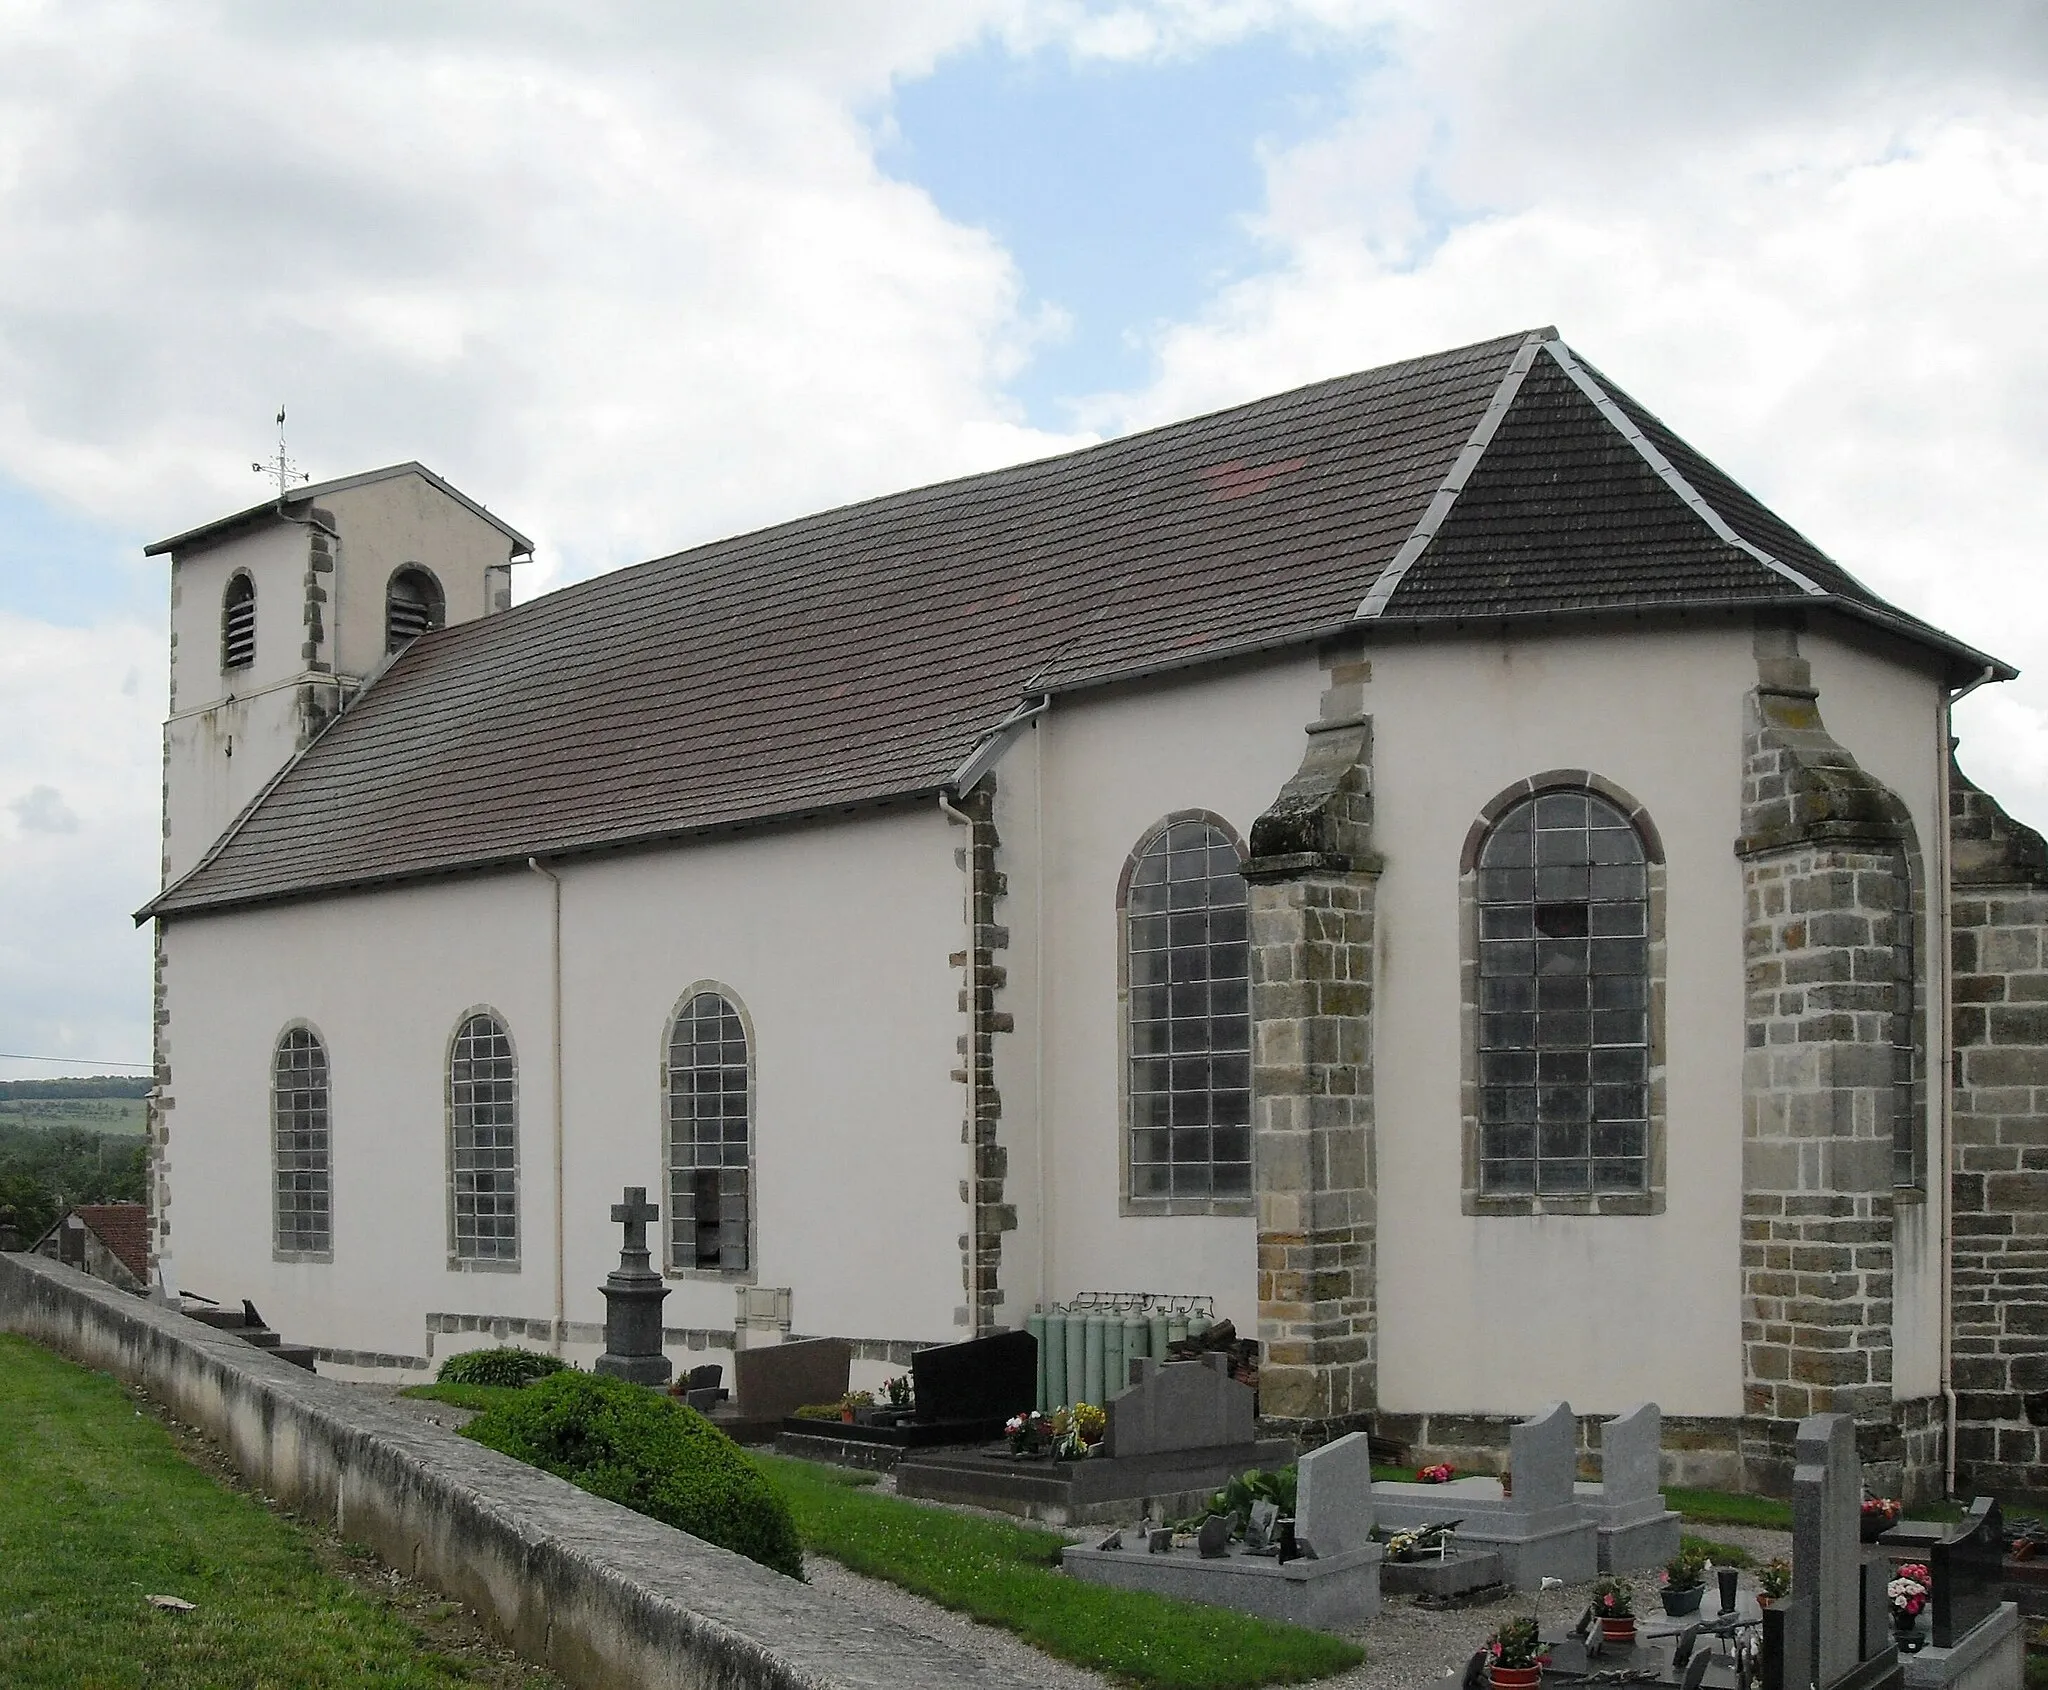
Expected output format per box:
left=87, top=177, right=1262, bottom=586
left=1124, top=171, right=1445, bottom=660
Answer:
left=1061, top=1538, right=1380, bottom=1632
left=893, top=1438, right=1294, bottom=1525
left=704, top=1336, right=849, bottom=1444
left=1896, top=1602, right=2021, bottom=1690
left=1371, top=1404, right=1598, bottom=1589
left=1376, top=1548, right=1505, bottom=1600
left=1296, top=1431, right=1373, bottom=1559
left=779, top=1330, right=1036, bottom=1467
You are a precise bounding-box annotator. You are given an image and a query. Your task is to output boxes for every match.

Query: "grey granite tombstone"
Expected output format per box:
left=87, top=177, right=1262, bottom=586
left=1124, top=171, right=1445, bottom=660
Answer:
left=1510, top=1400, right=1576, bottom=1512
left=594, top=1187, right=671, bottom=1385
left=1197, top=1514, right=1232, bottom=1559
left=1296, top=1430, right=1375, bottom=1559
left=1791, top=1412, right=1861, bottom=1690
left=1105, top=1353, right=1255, bottom=1458
left=734, top=1336, right=851, bottom=1421
left=1245, top=1500, right=1278, bottom=1553
left=1577, top=1403, right=1681, bottom=1571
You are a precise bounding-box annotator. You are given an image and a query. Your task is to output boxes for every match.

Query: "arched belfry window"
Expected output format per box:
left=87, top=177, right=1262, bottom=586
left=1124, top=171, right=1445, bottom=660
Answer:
left=667, top=990, right=751, bottom=1273
left=1475, top=788, right=1651, bottom=1198
left=273, top=1025, right=331, bottom=1257
left=222, top=572, right=256, bottom=670
left=386, top=565, right=445, bottom=652
left=1123, top=816, right=1252, bottom=1208
left=448, top=1011, right=519, bottom=1264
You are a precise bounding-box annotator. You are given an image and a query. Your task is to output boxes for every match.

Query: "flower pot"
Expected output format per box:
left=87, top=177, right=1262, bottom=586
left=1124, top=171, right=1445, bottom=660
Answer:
left=1862, top=1516, right=1890, bottom=1542
left=1661, top=1584, right=1705, bottom=1616
left=1488, top=1667, right=1541, bottom=1690
left=1599, top=1617, right=1637, bottom=1649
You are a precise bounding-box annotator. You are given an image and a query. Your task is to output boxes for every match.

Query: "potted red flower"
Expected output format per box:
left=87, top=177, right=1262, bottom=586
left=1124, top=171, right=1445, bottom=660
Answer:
left=1861, top=1495, right=1902, bottom=1542
left=1590, top=1578, right=1637, bottom=1648
left=1418, top=1462, right=1456, bottom=1484
left=1486, top=1615, right=1544, bottom=1689
left=1889, top=1563, right=1930, bottom=1651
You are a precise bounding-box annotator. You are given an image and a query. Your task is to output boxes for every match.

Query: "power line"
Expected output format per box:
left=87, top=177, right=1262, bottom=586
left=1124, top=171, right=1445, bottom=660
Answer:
left=0, top=1054, right=152, bottom=1071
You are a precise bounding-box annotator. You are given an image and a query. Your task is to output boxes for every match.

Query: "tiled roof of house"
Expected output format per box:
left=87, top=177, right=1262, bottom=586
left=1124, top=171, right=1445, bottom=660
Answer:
left=145, top=329, right=2007, bottom=919
left=74, top=1203, right=149, bottom=1283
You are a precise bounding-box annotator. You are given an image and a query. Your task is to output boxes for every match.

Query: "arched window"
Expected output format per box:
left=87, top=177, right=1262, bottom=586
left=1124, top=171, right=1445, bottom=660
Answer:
left=1124, top=817, right=1252, bottom=1206
left=666, top=991, right=750, bottom=1273
left=386, top=565, right=446, bottom=652
left=222, top=572, right=256, bottom=670
left=273, top=1025, right=331, bottom=1256
left=1476, top=789, right=1650, bottom=1197
left=448, top=1011, right=519, bottom=1263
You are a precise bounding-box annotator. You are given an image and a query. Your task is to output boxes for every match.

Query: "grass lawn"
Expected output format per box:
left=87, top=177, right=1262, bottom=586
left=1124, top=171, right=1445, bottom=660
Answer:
left=400, top=1381, right=526, bottom=1413
left=752, top=1452, right=1364, bottom=1689
left=0, top=1334, right=556, bottom=1689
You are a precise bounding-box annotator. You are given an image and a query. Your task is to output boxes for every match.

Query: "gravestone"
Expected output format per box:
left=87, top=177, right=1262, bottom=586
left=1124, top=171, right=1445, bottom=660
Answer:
left=1296, top=1430, right=1375, bottom=1559
left=733, top=1336, right=851, bottom=1423
left=1931, top=1497, right=2004, bottom=1650
left=1197, top=1514, right=1231, bottom=1559
left=1104, top=1354, right=1255, bottom=1459
left=910, top=1329, right=1038, bottom=1426
left=1245, top=1500, right=1278, bottom=1553
left=1791, top=1413, right=1862, bottom=1690
left=594, top=1187, right=671, bottom=1385
left=1509, top=1400, right=1576, bottom=1512
left=1575, top=1403, right=1682, bottom=1572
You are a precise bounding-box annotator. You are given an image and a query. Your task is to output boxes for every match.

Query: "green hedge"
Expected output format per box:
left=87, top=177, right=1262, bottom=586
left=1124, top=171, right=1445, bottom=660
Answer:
left=462, top=1371, right=802, bottom=1579
left=435, top=1347, right=569, bottom=1388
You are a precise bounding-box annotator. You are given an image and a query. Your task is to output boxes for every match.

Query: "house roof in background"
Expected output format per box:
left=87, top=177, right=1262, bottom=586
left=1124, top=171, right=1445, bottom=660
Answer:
left=32, top=1203, right=150, bottom=1283
left=143, top=329, right=2011, bottom=921
left=143, top=462, right=535, bottom=558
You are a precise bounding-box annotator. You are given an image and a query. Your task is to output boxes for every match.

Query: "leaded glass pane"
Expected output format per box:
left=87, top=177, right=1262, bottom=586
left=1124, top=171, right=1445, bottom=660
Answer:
left=273, top=1027, right=330, bottom=1254
left=450, top=1013, right=519, bottom=1261
left=1127, top=820, right=1251, bottom=1202
left=668, top=992, right=750, bottom=1271
left=1476, top=793, right=1649, bottom=1197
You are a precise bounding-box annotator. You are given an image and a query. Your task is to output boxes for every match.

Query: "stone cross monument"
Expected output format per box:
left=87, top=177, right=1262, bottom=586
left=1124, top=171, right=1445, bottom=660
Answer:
left=595, top=1186, right=672, bottom=1385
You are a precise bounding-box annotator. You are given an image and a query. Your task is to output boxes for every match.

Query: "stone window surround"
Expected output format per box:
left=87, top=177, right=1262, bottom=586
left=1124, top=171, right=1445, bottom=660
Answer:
left=1117, top=807, right=1256, bottom=1219
left=384, top=561, right=447, bottom=653
left=1460, top=769, right=1669, bottom=1218
left=271, top=1017, right=334, bottom=1265
left=660, top=979, right=758, bottom=1285
left=445, top=1003, right=521, bottom=1274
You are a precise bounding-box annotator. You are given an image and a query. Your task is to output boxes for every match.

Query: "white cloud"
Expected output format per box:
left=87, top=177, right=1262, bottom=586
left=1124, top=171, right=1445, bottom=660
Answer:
left=10, top=784, right=78, bottom=834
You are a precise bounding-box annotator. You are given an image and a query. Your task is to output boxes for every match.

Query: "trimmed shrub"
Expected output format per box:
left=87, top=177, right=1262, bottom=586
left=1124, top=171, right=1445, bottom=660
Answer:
left=461, top=1370, right=802, bottom=1579
left=436, top=1346, right=570, bottom=1388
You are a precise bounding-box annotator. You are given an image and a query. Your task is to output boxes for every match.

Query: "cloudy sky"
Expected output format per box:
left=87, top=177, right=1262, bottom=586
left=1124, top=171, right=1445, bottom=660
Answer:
left=3, top=0, right=2047, bottom=1077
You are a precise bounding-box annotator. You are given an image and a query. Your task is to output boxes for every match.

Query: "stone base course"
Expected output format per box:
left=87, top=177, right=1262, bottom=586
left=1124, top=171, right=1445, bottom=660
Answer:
left=0, top=1251, right=993, bottom=1690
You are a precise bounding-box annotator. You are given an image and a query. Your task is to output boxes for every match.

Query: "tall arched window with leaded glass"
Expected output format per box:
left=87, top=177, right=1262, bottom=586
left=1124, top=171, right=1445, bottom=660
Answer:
left=666, top=989, right=751, bottom=1273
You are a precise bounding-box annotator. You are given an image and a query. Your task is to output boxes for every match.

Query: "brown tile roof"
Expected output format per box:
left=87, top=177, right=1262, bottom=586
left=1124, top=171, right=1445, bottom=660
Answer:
left=144, top=330, right=2007, bottom=920
left=74, top=1204, right=149, bottom=1283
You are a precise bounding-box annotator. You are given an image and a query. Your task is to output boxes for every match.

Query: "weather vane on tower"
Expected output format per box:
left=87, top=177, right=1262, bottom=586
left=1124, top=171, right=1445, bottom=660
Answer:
left=252, top=406, right=310, bottom=500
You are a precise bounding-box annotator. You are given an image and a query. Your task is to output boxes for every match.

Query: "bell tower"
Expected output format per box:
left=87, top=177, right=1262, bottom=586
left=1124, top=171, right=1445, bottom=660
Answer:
left=148, top=462, right=532, bottom=886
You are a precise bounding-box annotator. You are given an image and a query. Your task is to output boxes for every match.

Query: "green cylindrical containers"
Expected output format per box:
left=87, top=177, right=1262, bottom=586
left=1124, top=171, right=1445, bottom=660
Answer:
left=1083, top=1313, right=1106, bottom=1406
left=1122, top=1312, right=1148, bottom=1386
left=1064, top=1311, right=1087, bottom=1409
left=1103, top=1316, right=1124, bottom=1402
left=1026, top=1310, right=1048, bottom=1412
left=1043, top=1310, right=1067, bottom=1410
left=1167, top=1314, right=1188, bottom=1349
left=1149, top=1314, right=1170, bottom=1360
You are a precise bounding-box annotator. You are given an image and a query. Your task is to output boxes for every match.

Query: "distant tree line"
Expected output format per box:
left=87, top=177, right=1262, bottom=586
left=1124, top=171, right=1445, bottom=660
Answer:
left=0, top=1123, right=147, bottom=1243
left=0, top=1075, right=152, bottom=1100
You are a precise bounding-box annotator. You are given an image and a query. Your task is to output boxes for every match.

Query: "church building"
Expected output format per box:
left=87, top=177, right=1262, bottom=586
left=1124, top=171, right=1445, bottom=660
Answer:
left=138, top=328, right=2048, bottom=1500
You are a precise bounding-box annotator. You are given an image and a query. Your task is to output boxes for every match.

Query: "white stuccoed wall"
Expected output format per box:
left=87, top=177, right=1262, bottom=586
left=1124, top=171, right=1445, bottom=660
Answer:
left=160, top=807, right=963, bottom=1365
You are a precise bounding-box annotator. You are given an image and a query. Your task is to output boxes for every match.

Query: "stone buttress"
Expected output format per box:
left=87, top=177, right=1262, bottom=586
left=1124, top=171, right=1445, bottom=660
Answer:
left=1242, top=650, right=1380, bottom=1436
left=1735, top=625, right=1934, bottom=1497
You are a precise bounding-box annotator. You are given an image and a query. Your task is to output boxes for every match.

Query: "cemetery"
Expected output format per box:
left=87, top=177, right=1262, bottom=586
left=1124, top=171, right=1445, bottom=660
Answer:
left=4, top=1193, right=2041, bottom=1690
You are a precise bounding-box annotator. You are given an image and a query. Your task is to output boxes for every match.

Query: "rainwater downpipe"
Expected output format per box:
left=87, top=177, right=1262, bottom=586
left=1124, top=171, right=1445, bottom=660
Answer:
left=938, top=793, right=981, bottom=1336
left=1940, top=662, right=1998, bottom=1495
left=527, top=857, right=567, bottom=1356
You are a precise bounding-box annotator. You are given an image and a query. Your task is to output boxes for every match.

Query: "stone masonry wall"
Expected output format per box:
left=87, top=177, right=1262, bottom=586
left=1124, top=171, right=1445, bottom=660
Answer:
left=949, top=784, right=1017, bottom=1333
left=1948, top=756, right=2048, bottom=1494
left=1243, top=651, right=1378, bottom=1436
left=1734, top=627, right=1928, bottom=1497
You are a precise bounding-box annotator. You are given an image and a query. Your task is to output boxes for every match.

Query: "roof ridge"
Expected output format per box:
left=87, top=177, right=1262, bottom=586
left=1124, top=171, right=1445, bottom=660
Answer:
left=1538, top=341, right=1826, bottom=599
left=1355, top=330, right=1552, bottom=618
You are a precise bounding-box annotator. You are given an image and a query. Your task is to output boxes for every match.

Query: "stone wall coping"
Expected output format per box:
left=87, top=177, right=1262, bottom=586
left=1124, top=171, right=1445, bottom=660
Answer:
left=0, top=1251, right=992, bottom=1689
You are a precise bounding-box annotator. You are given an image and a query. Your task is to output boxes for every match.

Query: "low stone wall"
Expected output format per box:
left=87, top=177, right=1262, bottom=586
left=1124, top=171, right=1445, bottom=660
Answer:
left=0, top=1252, right=990, bottom=1690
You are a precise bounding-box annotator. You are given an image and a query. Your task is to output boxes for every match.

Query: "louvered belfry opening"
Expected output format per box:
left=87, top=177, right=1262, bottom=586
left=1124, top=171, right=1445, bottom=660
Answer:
left=221, top=573, right=256, bottom=670
left=386, top=565, right=445, bottom=652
